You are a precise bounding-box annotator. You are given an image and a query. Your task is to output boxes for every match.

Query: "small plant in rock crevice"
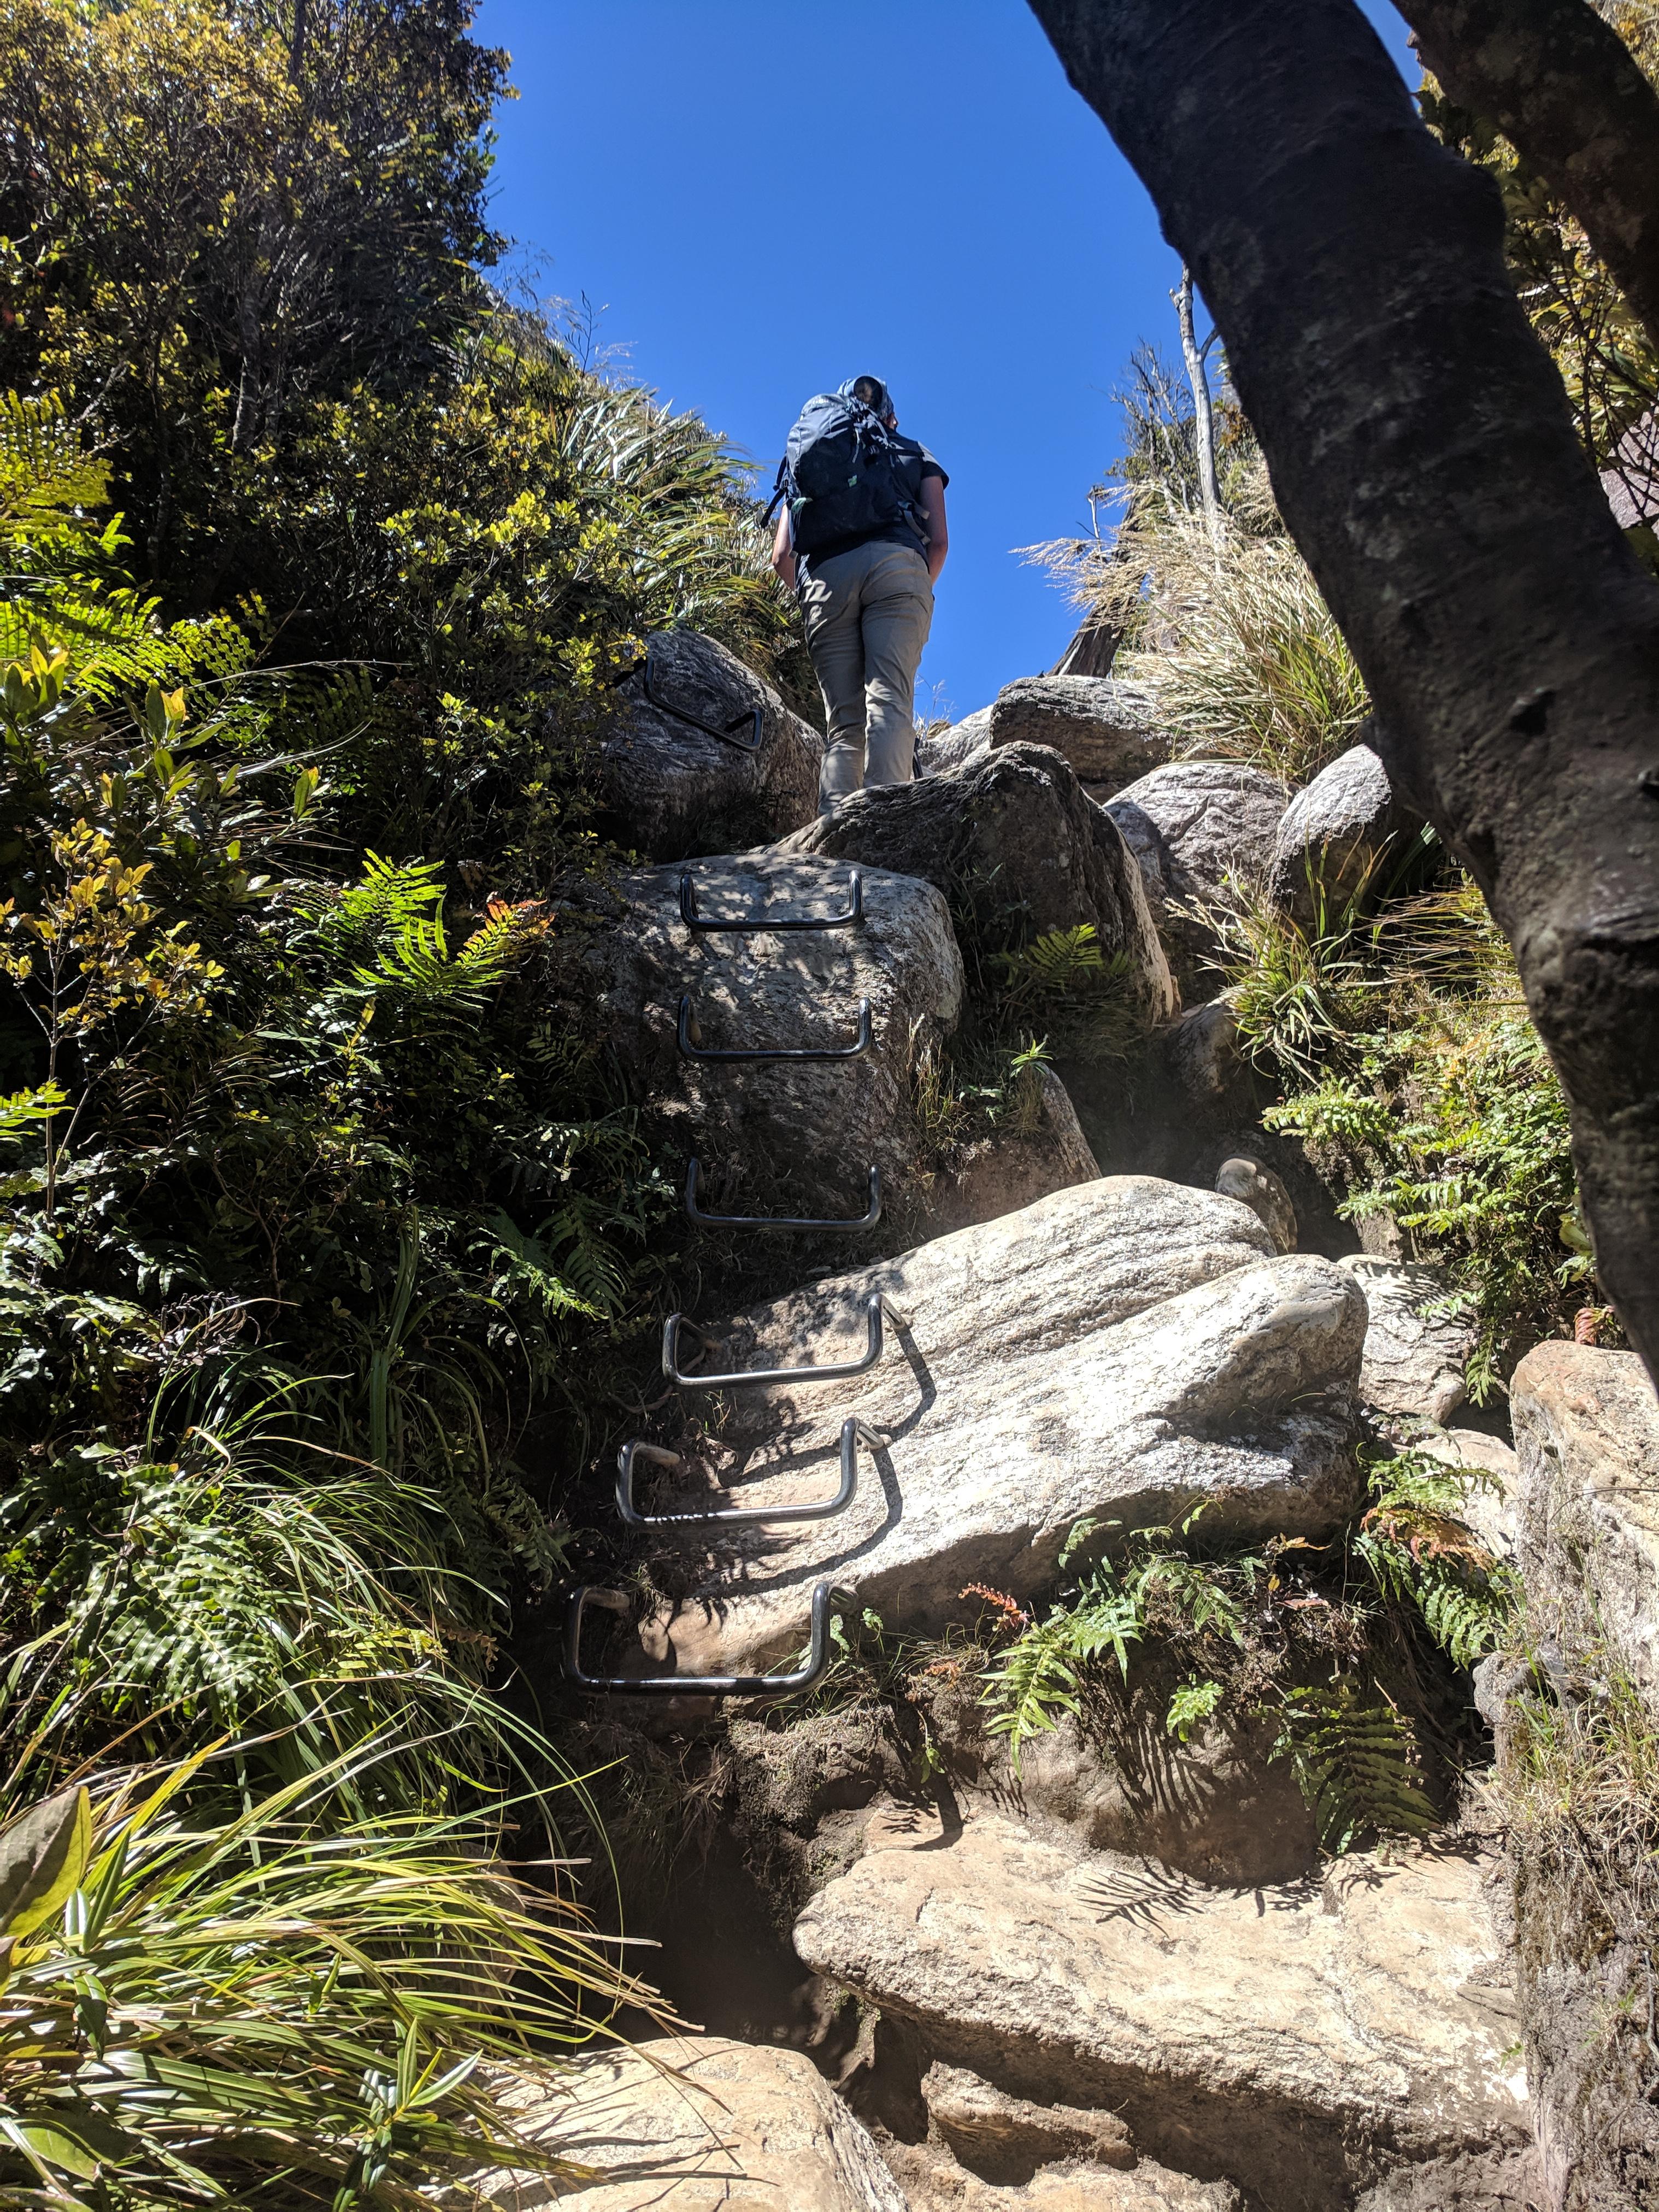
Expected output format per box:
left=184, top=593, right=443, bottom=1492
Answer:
left=974, top=1452, right=1521, bottom=1850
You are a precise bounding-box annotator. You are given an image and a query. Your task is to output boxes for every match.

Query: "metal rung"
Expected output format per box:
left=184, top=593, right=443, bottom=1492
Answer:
left=678, top=993, right=872, bottom=1063
left=679, top=868, right=863, bottom=933
left=626, top=652, right=764, bottom=754
left=562, top=1579, right=834, bottom=1697
left=662, top=1293, right=889, bottom=1390
left=686, top=1158, right=881, bottom=1233
left=616, top=1417, right=878, bottom=1527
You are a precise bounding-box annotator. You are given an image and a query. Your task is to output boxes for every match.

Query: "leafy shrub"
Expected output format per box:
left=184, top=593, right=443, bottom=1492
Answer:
left=1266, top=983, right=1598, bottom=1394
left=0, top=1755, right=642, bottom=2209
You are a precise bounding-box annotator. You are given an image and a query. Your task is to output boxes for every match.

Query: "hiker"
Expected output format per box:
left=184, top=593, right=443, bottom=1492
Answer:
left=770, top=374, right=948, bottom=810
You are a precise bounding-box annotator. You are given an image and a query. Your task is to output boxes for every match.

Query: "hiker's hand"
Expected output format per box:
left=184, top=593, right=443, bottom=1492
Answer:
left=919, top=478, right=948, bottom=582
left=772, top=507, right=797, bottom=592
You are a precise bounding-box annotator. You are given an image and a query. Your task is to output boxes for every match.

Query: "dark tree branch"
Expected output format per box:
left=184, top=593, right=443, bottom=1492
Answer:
left=1027, top=0, right=1659, bottom=1386
left=1397, top=0, right=1659, bottom=359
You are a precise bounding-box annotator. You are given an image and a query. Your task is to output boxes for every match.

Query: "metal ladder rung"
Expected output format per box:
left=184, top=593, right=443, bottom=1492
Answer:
left=679, top=992, right=872, bottom=1063
left=662, top=1293, right=892, bottom=1390
left=616, top=1417, right=878, bottom=1527
left=563, top=1579, right=835, bottom=1697
left=625, top=652, right=764, bottom=753
left=686, top=1158, right=880, bottom=1233
left=680, top=868, right=863, bottom=933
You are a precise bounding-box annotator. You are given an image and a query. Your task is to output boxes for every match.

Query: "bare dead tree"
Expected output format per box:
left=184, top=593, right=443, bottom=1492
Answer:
left=1173, top=266, right=1222, bottom=546
left=1026, top=0, right=1659, bottom=1388
left=1396, top=0, right=1659, bottom=358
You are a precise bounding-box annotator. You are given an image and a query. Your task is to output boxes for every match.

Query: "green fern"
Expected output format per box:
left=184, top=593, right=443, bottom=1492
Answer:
left=981, top=1614, right=1085, bottom=1769
left=1270, top=1681, right=1438, bottom=1852
left=1166, top=1678, right=1223, bottom=1742
left=1356, top=1448, right=1520, bottom=1667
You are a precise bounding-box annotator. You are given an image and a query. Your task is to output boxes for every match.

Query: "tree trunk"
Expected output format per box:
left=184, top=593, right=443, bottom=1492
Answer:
left=1174, top=264, right=1222, bottom=545
left=1026, top=0, right=1659, bottom=1387
left=1397, top=0, right=1659, bottom=361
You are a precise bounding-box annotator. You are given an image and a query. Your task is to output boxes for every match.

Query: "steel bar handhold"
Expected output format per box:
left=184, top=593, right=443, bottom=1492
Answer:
left=678, top=993, right=872, bottom=1063
left=616, top=1417, right=877, bottom=1527
left=623, top=652, right=764, bottom=754
left=662, top=1293, right=887, bottom=1389
left=685, top=1157, right=881, bottom=1233
left=562, top=1578, right=836, bottom=1697
left=678, top=868, right=864, bottom=933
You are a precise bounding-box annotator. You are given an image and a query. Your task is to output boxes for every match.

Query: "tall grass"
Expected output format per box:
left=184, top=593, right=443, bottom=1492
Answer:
left=0, top=1745, right=654, bottom=2208
left=1120, top=517, right=1370, bottom=784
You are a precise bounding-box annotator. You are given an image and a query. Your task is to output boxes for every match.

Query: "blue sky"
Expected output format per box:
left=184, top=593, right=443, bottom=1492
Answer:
left=473, top=0, right=1416, bottom=720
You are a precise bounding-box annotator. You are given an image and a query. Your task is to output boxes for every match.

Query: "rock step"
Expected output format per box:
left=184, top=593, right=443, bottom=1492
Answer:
left=486, top=2034, right=907, bottom=2209
left=794, top=1814, right=1530, bottom=2212
left=625, top=1177, right=1367, bottom=1680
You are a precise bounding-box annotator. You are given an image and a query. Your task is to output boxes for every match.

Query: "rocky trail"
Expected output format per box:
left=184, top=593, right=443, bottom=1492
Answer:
left=528, top=632, right=1659, bottom=2212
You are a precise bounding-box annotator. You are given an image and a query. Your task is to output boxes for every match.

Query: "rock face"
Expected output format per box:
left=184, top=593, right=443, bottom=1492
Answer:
left=567, top=852, right=963, bottom=1230
left=494, top=2035, right=907, bottom=2210
left=1503, top=1344, right=1659, bottom=2212
left=1268, top=742, right=1421, bottom=931
left=1511, top=1341, right=1659, bottom=1702
left=1164, top=993, right=1253, bottom=1117
left=1004, top=1708, right=1319, bottom=1887
left=625, top=1179, right=1367, bottom=1676
left=599, top=630, right=823, bottom=860
left=1104, top=762, right=1289, bottom=951
left=925, top=1064, right=1100, bottom=1238
left=1214, top=1155, right=1296, bottom=1252
left=984, top=675, right=1170, bottom=792
left=794, top=1815, right=1529, bottom=2212
left=780, top=742, right=1177, bottom=1018
left=1337, top=1255, right=1475, bottom=1423
left=921, top=705, right=994, bottom=778
left=921, top=2061, right=1134, bottom=2179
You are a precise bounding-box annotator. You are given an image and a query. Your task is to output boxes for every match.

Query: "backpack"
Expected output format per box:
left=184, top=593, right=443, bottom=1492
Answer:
left=767, top=391, right=917, bottom=557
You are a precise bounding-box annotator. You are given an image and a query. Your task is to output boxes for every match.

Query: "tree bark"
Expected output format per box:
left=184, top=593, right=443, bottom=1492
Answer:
left=1396, top=0, right=1659, bottom=361
left=1027, top=0, right=1659, bottom=1387
left=1174, top=265, right=1222, bottom=545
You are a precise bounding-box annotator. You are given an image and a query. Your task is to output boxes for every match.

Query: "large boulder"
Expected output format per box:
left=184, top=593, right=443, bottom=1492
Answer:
left=599, top=630, right=823, bottom=860
left=1338, top=1255, right=1476, bottom=1424
left=989, top=676, right=1170, bottom=793
left=1511, top=1340, right=1659, bottom=1703
left=484, top=2035, right=907, bottom=2210
left=921, top=704, right=994, bottom=778
left=565, top=852, right=963, bottom=1232
left=922, top=1062, right=1101, bottom=1238
left=1104, top=762, right=1289, bottom=955
left=1502, top=1343, right=1659, bottom=2212
left=920, top=678, right=1170, bottom=798
left=793, top=1815, right=1529, bottom=2212
left=1268, top=742, right=1423, bottom=931
left=780, top=741, right=1176, bottom=1018
left=619, top=1178, right=1367, bottom=1677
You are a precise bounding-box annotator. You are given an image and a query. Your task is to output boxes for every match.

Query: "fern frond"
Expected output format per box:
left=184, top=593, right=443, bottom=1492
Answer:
left=1270, top=1680, right=1438, bottom=1852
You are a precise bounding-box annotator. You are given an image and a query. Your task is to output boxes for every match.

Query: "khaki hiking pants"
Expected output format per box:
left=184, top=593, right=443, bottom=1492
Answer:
left=799, top=539, right=933, bottom=803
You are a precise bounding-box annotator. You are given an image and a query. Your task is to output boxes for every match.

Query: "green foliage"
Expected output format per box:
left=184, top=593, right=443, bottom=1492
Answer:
left=981, top=1510, right=1262, bottom=1768
left=1354, top=1448, right=1520, bottom=1669
left=1164, top=1678, right=1223, bottom=1743
left=0, top=1752, right=641, bottom=2209
left=1268, top=1681, right=1438, bottom=1854
left=1265, top=889, right=1597, bottom=1391
left=1185, top=874, right=1385, bottom=1086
